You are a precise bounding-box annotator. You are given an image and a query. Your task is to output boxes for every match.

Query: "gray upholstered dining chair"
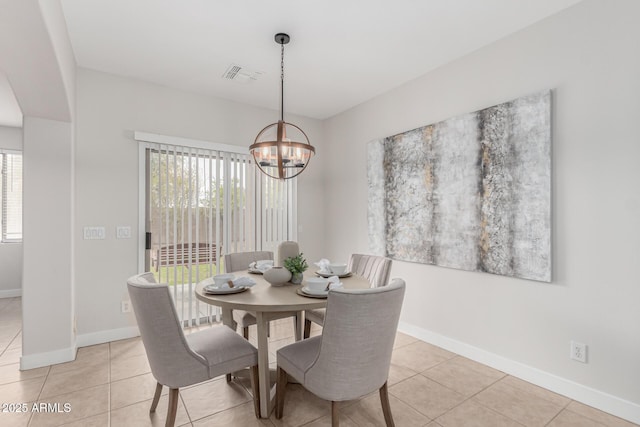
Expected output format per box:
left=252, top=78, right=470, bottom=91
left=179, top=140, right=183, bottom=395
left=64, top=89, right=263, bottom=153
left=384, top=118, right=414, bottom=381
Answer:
left=275, top=240, right=300, bottom=267
left=303, top=253, right=392, bottom=338
left=276, top=278, right=406, bottom=426
left=348, top=254, right=393, bottom=285
left=224, top=250, right=300, bottom=339
left=224, top=250, right=302, bottom=383
left=127, top=272, right=260, bottom=427
left=224, top=251, right=275, bottom=340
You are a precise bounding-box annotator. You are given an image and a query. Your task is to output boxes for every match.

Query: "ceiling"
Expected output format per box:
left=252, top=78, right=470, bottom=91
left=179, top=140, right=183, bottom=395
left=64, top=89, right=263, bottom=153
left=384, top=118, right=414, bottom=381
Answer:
left=2, top=0, right=584, bottom=126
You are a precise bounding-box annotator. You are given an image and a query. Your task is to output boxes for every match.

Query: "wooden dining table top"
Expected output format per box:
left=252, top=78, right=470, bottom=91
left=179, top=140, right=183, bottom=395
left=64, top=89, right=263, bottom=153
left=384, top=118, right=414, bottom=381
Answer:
left=195, top=269, right=370, bottom=312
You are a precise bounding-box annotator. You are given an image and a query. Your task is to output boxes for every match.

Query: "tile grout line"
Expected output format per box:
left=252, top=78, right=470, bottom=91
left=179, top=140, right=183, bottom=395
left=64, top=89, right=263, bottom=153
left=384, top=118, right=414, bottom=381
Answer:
left=542, top=393, right=577, bottom=427
left=107, top=341, right=112, bottom=427
left=389, top=363, right=527, bottom=426
left=387, top=373, right=435, bottom=422
left=499, top=375, right=575, bottom=408
left=179, top=390, right=192, bottom=425
left=181, top=382, right=256, bottom=424
left=26, top=325, right=44, bottom=427
left=344, top=413, right=361, bottom=427
left=544, top=409, right=565, bottom=426
left=52, top=344, right=113, bottom=426
left=469, top=375, right=569, bottom=426
left=543, top=404, right=612, bottom=427
left=391, top=339, right=419, bottom=351
left=297, top=411, right=333, bottom=426
left=0, top=329, right=21, bottom=359
left=564, top=403, right=640, bottom=427
left=427, top=373, right=515, bottom=426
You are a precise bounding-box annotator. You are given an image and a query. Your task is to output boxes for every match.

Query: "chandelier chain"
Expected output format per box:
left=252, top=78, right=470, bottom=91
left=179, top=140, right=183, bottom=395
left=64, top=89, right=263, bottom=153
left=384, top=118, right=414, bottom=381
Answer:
left=280, top=42, right=285, bottom=122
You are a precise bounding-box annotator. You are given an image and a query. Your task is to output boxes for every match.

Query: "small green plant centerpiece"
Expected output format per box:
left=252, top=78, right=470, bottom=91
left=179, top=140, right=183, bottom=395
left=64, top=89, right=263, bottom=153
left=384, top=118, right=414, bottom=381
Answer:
left=284, top=253, right=308, bottom=284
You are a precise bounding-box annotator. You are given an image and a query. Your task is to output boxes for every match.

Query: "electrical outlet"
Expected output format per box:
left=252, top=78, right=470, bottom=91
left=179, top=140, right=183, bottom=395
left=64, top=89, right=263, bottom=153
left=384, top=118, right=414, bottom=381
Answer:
left=570, top=341, right=587, bottom=363
left=121, top=300, right=132, bottom=313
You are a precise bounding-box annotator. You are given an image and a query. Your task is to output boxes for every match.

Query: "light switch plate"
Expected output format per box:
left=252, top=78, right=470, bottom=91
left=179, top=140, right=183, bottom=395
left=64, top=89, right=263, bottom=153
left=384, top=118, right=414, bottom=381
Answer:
left=116, top=226, right=132, bottom=239
left=83, top=226, right=105, bottom=240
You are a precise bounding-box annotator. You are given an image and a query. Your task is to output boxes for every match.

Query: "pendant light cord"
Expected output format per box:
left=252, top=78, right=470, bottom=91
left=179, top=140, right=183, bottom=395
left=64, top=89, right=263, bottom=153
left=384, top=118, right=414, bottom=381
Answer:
left=280, top=41, right=285, bottom=122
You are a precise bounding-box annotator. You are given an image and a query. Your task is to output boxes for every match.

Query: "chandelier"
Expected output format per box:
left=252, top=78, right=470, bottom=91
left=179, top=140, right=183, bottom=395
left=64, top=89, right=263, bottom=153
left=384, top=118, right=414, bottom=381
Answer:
left=250, top=33, right=315, bottom=180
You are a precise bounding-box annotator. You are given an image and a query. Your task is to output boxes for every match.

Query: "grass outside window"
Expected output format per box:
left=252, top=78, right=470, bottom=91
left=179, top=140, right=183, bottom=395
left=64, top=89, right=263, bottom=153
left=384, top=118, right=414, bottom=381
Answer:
left=153, top=261, right=225, bottom=286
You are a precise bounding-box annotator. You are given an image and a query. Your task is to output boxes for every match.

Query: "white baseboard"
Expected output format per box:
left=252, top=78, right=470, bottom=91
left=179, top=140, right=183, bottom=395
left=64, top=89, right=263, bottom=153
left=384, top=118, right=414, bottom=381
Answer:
left=20, top=346, right=76, bottom=370
left=18, top=326, right=140, bottom=371
left=0, top=288, right=21, bottom=298
left=76, top=326, right=140, bottom=348
left=398, top=322, right=640, bottom=425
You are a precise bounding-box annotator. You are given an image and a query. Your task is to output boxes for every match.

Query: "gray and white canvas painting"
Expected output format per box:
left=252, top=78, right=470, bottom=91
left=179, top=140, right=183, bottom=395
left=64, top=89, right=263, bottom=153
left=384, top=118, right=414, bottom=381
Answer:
left=368, top=90, right=551, bottom=282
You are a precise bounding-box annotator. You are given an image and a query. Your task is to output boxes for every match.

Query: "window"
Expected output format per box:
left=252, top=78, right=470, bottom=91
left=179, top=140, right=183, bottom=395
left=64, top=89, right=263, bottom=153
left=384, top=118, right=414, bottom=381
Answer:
left=1, top=151, right=22, bottom=242
left=137, top=132, right=296, bottom=326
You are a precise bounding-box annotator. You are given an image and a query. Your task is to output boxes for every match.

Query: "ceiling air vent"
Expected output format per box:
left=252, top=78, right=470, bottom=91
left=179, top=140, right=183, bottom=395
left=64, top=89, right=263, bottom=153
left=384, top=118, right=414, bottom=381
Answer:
left=222, top=64, right=263, bottom=84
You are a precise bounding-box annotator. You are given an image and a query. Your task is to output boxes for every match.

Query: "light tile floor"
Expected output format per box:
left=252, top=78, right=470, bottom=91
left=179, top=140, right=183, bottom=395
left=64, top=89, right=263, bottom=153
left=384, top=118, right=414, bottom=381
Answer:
left=0, top=297, right=637, bottom=427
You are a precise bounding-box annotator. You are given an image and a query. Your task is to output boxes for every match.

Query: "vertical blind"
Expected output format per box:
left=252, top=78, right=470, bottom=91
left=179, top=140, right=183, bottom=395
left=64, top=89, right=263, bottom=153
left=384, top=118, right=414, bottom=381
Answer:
left=143, top=138, right=296, bottom=326
left=1, top=151, right=22, bottom=242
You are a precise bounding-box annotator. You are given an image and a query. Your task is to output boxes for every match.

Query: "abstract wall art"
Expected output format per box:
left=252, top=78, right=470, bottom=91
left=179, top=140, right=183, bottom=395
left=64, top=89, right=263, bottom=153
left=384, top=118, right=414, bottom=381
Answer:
left=367, top=90, right=551, bottom=282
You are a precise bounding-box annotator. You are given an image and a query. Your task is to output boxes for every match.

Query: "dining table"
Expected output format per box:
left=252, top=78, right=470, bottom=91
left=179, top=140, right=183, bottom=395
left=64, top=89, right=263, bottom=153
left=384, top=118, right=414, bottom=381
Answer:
left=195, top=269, right=370, bottom=418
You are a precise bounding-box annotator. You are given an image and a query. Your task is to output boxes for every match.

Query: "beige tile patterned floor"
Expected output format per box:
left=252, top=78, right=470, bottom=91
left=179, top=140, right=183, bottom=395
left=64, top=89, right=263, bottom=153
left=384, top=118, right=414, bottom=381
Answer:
left=0, top=297, right=637, bottom=427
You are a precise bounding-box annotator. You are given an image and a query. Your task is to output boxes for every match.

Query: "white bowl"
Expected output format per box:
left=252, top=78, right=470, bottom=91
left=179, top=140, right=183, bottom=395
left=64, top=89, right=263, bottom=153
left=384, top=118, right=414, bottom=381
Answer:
left=305, top=277, right=329, bottom=292
left=263, top=267, right=292, bottom=286
left=328, top=263, right=348, bottom=275
left=213, top=273, right=235, bottom=287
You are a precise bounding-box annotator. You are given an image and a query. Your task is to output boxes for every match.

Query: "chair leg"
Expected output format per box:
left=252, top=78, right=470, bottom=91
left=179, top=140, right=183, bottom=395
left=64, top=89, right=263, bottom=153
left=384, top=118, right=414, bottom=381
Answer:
left=150, top=382, right=163, bottom=412
left=230, top=327, right=249, bottom=384
left=275, top=366, right=288, bottom=419
left=303, top=318, right=311, bottom=339
left=331, top=401, right=340, bottom=427
left=250, top=364, right=260, bottom=418
left=379, top=381, right=395, bottom=427
left=166, top=388, right=179, bottom=427
left=293, top=312, right=303, bottom=341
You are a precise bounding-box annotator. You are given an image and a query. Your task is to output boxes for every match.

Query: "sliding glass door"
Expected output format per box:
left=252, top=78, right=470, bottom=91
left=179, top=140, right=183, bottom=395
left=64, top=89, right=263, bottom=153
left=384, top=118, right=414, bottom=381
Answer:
left=139, top=135, right=296, bottom=326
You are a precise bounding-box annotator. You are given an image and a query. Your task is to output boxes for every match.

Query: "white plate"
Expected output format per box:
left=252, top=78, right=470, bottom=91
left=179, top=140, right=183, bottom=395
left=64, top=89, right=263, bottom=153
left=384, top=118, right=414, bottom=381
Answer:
left=301, top=286, right=328, bottom=296
left=296, top=288, right=327, bottom=299
left=316, top=271, right=352, bottom=278
left=203, top=285, right=248, bottom=295
left=247, top=268, right=264, bottom=274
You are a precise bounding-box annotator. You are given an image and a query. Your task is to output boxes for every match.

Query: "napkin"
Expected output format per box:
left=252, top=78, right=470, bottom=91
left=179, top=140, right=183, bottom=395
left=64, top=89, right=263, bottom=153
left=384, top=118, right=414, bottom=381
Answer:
left=327, top=275, right=343, bottom=290
left=315, top=258, right=331, bottom=274
left=249, top=260, right=274, bottom=272
left=213, top=277, right=257, bottom=289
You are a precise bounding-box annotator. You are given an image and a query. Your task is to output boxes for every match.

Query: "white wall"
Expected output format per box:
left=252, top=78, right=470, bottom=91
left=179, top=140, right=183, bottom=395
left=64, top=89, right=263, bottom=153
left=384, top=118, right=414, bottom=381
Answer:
left=74, top=68, right=326, bottom=340
left=0, top=126, right=22, bottom=149
left=22, top=117, right=74, bottom=368
left=0, top=0, right=77, bottom=369
left=0, top=126, right=23, bottom=297
left=323, top=0, right=639, bottom=421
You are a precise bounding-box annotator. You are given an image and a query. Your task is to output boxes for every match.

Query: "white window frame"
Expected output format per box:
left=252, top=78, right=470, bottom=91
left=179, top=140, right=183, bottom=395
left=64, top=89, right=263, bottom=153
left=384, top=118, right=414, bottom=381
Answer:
left=1, top=149, right=22, bottom=243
